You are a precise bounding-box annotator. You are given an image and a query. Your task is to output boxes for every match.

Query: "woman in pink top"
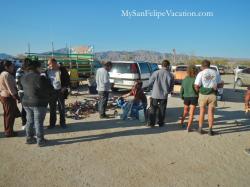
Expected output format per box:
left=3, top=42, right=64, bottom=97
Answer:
left=0, top=60, right=20, bottom=137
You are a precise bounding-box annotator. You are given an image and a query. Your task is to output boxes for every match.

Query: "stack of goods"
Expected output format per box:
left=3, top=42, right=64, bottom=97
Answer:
left=65, top=99, right=98, bottom=120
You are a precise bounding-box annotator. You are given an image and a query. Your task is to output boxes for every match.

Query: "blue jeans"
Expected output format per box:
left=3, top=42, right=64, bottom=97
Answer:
left=24, top=106, right=47, bottom=143
left=122, top=101, right=147, bottom=120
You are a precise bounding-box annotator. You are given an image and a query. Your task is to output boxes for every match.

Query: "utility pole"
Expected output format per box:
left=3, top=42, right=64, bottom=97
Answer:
left=51, top=42, right=54, bottom=57
left=27, top=42, right=30, bottom=54
left=173, top=48, right=176, bottom=64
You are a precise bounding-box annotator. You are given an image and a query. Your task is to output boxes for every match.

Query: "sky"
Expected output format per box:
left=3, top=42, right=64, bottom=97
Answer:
left=0, top=0, right=250, bottom=58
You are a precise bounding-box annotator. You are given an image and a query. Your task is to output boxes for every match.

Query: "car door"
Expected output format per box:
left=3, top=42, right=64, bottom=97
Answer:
left=138, top=62, right=151, bottom=88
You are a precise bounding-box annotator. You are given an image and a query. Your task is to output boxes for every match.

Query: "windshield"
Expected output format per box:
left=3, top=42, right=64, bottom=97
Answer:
left=110, top=63, right=138, bottom=74
left=150, top=63, right=159, bottom=72
left=239, top=66, right=247, bottom=69
left=176, top=66, right=187, bottom=71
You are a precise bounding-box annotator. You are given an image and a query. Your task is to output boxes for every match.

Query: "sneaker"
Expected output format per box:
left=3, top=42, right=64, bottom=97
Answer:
left=26, top=137, right=37, bottom=144
left=100, top=114, right=109, bottom=119
left=187, top=128, right=192, bottom=133
left=5, top=132, right=18, bottom=137
left=46, top=125, right=55, bottom=129
left=208, top=129, right=215, bottom=136
left=197, top=127, right=205, bottom=135
left=38, top=139, right=47, bottom=147
left=244, top=148, right=250, bottom=155
left=146, top=124, right=155, bottom=128
left=60, top=124, right=67, bottom=129
left=158, top=123, right=165, bottom=127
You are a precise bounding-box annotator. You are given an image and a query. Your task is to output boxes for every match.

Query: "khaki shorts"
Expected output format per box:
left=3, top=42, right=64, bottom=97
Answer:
left=198, top=94, right=217, bottom=108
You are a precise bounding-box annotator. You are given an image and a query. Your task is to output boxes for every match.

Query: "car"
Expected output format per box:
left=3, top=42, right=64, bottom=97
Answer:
left=173, top=65, right=188, bottom=85
left=236, top=68, right=250, bottom=87
left=195, top=64, right=224, bottom=100
left=109, top=61, right=155, bottom=90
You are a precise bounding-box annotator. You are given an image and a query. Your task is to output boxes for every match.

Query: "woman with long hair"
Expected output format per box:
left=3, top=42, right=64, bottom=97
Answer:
left=180, top=65, right=198, bottom=132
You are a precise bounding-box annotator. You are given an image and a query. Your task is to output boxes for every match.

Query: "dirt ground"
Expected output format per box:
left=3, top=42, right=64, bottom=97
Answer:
left=0, top=74, right=250, bottom=187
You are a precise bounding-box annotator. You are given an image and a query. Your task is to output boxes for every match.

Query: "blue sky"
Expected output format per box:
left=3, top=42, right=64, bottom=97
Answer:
left=0, top=0, right=250, bottom=58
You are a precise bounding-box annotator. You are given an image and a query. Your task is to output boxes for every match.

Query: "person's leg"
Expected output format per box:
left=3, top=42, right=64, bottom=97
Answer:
left=187, top=105, right=196, bottom=131
left=1, top=97, right=16, bottom=136
left=58, top=93, right=66, bottom=127
left=198, top=106, right=206, bottom=133
left=180, top=105, right=189, bottom=126
left=198, top=94, right=207, bottom=134
left=208, top=106, right=215, bottom=129
left=98, top=91, right=109, bottom=117
left=34, top=107, right=47, bottom=146
left=207, top=94, right=217, bottom=136
left=0, top=97, right=11, bottom=136
left=48, top=93, right=57, bottom=128
left=148, top=98, right=158, bottom=126
left=103, top=92, right=109, bottom=115
left=98, top=91, right=105, bottom=117
left=21, top=104, right=27, bottom=126
left=24, top=107, right=35, bottom=142
left=158, top=99, right=168, bottom=126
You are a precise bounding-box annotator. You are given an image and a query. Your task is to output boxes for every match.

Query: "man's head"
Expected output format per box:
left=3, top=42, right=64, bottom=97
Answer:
left=3, top=60, right=14, bottom=74
left=48, top=58, right=58, bottom=70
left=103, top=61, right=112, bottom=72
left=27, top=60, right=42, bottom=73
left=187, top=64, right=198, bottom=77
left=22, top=58, right=31, bottom=71
left=162, top=60, right=170, bottom=69
left=201, top=59, right=211, bottom=69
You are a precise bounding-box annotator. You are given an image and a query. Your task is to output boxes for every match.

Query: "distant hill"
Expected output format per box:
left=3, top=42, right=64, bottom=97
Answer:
left=0, top=53, right=14, bottom=60
left=95, top=50, right=219, bottom=64
left=94, top=50, right=250, bottom=64
left=37, top=48, right=250, bottom=65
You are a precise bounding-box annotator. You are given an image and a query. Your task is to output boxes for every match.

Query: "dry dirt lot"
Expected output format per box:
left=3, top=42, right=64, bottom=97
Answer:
left=0, top=75, right=250, bottom=187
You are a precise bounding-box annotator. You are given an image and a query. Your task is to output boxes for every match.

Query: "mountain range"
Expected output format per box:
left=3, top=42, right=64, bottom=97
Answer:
left=0, top=53, right=14, bottom=60
left=1, top=49, right=249, bottom=64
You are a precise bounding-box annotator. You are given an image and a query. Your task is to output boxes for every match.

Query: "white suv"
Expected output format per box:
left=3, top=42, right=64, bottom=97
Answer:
left=109, top=61, right=158, bottom=90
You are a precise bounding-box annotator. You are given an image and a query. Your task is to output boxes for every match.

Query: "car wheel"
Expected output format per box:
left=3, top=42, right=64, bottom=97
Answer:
left=236, top=79, right=243, bottom=87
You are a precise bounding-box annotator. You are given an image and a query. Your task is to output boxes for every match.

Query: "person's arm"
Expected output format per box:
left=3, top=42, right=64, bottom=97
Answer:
left=95, top=70, right=99, bottom=88
left=15, top=68, right=23, bottom=91
left=194, top=72, right=202, bottom=93
left=62, top=67, right=70, bottom=88
left=59, top=68, right=70, bottom=93
left=148, top=71, right=156, bottom=87
left=4, top=73, right=18, bottom=99
left=180, top=82, right=184, bottom=99
left=167, top=73, right=174, bottom=93
left=103, top=71, right=111, bottom=90
left=122, top=91, right=132, bottom=98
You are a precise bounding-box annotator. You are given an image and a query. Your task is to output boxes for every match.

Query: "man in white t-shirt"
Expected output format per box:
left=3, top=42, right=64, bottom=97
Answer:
left=194, top=60, right=223, bottom=136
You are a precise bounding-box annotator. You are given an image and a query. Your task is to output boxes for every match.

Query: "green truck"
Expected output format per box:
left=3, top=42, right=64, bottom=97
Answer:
left=26, top=52, right=99, bottom=78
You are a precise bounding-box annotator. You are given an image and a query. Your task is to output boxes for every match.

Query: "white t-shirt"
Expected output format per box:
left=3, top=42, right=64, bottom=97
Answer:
left=47, top=69, right=62, bottom=90
left=195, top=68, right=221, bottom=88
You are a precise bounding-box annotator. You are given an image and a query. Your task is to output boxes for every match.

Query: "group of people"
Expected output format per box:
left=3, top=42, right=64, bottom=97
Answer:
left=0, top=58, right=70, bottom=146
left=0, top=57, right=227, bottom=147
left=95, top=59, right=224, bottom=136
